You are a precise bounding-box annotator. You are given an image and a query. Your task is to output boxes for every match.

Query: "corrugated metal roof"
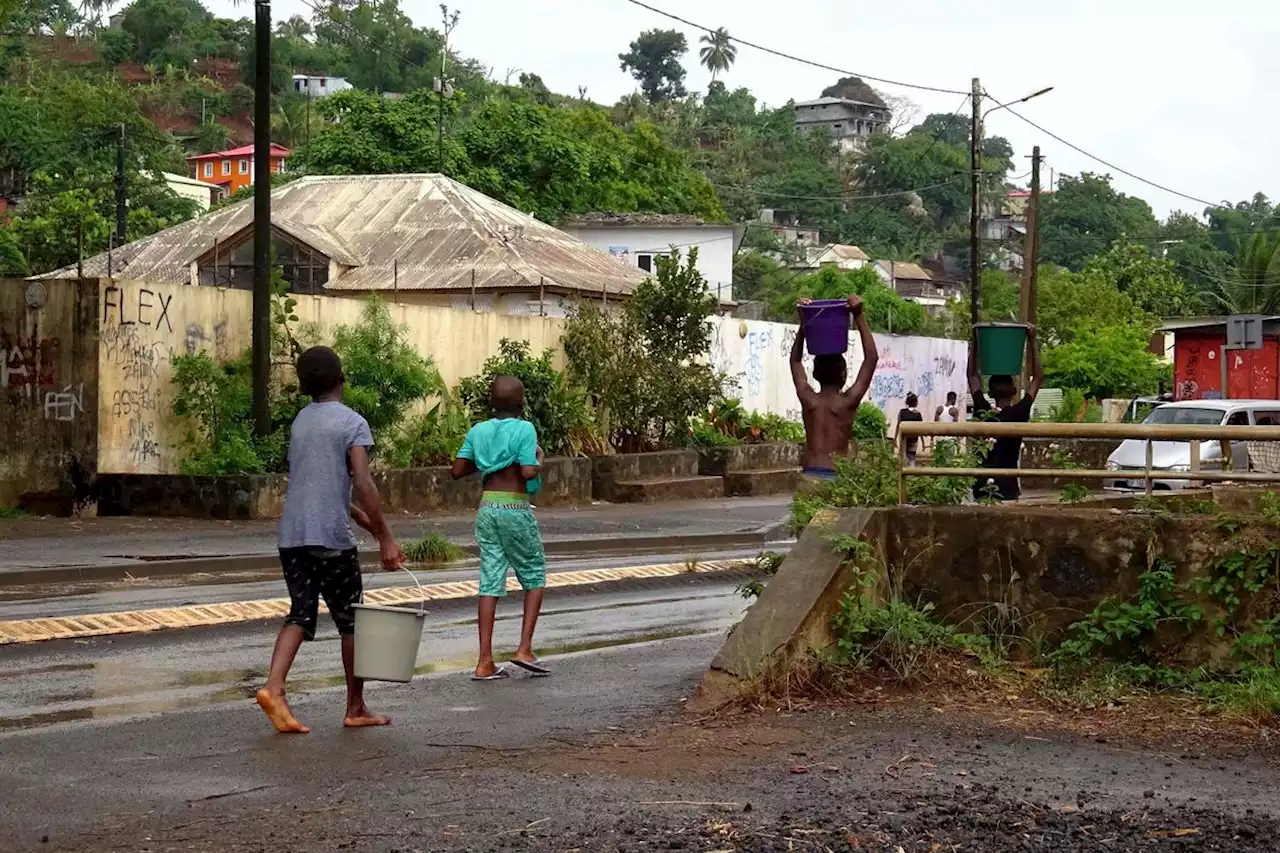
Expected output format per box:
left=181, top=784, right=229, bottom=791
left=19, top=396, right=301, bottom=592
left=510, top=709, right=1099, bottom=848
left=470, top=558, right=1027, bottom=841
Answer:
left=560, top=212, right=711, bottom=227
left=36, top=174, right=652, bottom=297
left=876, top=260, right=931, bottom=281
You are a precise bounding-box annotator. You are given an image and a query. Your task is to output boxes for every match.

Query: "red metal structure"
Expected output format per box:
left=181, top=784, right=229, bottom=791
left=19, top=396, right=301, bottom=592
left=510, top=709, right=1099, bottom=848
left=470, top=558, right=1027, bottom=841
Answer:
left=1163, top=317, right=1280, bottom=401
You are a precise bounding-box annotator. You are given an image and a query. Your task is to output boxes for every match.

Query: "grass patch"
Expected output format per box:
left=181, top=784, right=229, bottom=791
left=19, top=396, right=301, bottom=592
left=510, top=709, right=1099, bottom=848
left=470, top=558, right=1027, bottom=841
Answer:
left=402, top=531, right=465, bottom=566
left=0, top=506, right=27, bottom=520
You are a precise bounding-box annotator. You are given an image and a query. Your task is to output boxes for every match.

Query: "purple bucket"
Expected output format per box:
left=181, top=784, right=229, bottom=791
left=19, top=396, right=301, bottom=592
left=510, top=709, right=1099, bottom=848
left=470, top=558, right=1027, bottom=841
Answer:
left=799, top=299, right=850, bottom=355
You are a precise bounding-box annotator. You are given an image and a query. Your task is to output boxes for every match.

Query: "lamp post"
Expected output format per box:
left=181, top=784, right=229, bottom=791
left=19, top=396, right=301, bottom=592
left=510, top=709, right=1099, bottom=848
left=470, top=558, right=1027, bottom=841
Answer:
left=969, top=85, right=1054, bottom=328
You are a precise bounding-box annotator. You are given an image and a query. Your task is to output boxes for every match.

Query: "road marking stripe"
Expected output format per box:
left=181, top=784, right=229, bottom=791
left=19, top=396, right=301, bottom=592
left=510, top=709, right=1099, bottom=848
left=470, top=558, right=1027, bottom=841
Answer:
left=0, top=560, right=752, bottom=645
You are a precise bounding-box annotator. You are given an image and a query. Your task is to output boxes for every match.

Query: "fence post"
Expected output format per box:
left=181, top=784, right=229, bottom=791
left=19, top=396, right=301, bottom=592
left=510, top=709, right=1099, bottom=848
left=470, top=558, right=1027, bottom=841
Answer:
left=898, top=430, right=908, bottom=505
left=1152, top=435, right=1162, bottom=494
left=1190, top=439, right=1201, bottom=473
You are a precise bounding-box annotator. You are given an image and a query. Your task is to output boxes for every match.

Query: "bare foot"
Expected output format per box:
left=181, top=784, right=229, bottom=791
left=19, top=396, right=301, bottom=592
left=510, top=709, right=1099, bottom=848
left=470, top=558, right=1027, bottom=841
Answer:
left=511, top=649, right=538, bottom=665
left=256, top=688, right=310, bottom=734
left=343, top=707, right=391, bottom=728
left=474, top=660, right=499, bottom=678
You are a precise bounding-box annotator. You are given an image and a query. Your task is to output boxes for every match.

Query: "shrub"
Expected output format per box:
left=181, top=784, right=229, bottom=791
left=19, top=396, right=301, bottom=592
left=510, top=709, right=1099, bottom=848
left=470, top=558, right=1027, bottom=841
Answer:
left=562, top=248, right=729, bottom=452
left=458, top=339, right=605, bottom=457
left=387, top=392, right=471, bottom=468
left=854, top=402, right=887, bottom=441
left=790, top=438, right=973, bottom=531
left=332, top=296, right=442, bottom=446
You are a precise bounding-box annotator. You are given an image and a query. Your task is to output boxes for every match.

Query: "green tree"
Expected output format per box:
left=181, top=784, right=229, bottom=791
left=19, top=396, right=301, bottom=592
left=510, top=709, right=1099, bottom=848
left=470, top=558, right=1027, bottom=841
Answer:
left=1039, top=172, right=1159, bottom=270
left=771, top=265, right=926, bottom=334
left=1205, top=193, right=1279, bottom=255
left=0, top=225, right=27, bottom=276
left=619, top=28, right=688, bottom=104
left=119, top=0, right=211, bottom=66
left=299, top=88, right=465, bottom=175
left=1041, top=324, right=1161, bottom=400
left=698, top=27, right=736, bottom=82
left=331, top=296, right=440, bottom=445
left=1082, top=242, right=1198, bottom=318
left=1207, top=231, right=1280, bottom=315
left=820, top=76, right=886, bottom=107
left=1160, top=209, right=1232, bottom=298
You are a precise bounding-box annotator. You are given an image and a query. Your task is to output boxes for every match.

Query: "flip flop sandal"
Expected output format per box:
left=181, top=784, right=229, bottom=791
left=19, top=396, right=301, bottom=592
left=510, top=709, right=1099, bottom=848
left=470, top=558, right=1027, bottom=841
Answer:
left=510, top=658, right=551, bottom=676
left=470, top=666, right=510, bottom=681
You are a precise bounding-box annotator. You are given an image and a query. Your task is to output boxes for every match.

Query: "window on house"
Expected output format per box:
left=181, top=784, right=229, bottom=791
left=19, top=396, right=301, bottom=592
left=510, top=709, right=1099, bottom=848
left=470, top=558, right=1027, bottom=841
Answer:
left=203, top=162, right=213, bottom=178
left=636, top=252, right=670, bottom=273
left=222, top=160, right=231, bottom=176
left=239, top=159, right=249, bottom=174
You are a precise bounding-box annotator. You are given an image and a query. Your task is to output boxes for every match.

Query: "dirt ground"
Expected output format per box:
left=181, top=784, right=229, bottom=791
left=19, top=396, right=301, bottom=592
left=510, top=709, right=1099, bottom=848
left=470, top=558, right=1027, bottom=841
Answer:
left=56, top=679, right=1280, bottom=853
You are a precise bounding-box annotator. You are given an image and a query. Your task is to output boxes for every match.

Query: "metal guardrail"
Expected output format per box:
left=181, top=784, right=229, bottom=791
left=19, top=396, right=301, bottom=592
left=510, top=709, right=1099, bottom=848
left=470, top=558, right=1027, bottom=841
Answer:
left=894, top=421, right=1280, bottom=503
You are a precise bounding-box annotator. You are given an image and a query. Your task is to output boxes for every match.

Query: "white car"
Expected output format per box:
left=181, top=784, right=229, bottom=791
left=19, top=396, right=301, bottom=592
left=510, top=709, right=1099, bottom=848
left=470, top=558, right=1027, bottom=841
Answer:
left=1104, top=399, right=1280, bottom=491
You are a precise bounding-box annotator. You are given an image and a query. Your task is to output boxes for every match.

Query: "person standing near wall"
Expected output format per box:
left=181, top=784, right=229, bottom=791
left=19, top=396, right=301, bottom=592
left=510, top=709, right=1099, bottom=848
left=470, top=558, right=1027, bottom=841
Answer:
left=898, top=392, right=924, bottom=466
left=966, top=329, right=1042, bottom=502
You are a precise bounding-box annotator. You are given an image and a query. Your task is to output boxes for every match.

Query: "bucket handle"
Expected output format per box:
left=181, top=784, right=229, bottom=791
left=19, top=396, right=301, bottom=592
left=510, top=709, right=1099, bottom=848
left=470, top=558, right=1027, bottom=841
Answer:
left=361, top=566, right=427, bottom=615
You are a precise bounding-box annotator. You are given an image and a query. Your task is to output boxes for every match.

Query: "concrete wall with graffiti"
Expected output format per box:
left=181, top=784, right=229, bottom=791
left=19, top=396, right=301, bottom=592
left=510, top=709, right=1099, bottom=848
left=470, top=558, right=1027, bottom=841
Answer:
left=96, top=280, right=566, bottom=475
left=0, top=278, right=99, bottom=506
left=91, top=280, right=967, bottom=478
left=708, top=316, right=969, bottom=433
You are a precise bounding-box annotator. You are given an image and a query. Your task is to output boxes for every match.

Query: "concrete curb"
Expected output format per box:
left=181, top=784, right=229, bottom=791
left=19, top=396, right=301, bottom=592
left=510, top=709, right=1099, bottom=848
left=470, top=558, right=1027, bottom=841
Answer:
left=0, top=528, right=782, bottom=589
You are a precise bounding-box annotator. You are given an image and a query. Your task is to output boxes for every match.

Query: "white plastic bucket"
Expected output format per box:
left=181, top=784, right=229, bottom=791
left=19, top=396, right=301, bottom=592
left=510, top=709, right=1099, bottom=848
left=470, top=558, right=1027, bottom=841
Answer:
left=352, top=569, right=427, bottom=683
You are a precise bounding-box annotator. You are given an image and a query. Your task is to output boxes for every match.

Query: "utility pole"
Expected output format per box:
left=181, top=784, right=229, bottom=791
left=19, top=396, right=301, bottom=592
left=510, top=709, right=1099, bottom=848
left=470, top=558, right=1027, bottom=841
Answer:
left=968, top=77, right=982, bottom=333
left=251, top=0, right=272, bottom=438
left=436, top=5, right=459, bottom=175
left=113, top=124, right=126, bottom=248
left=1019, top=146, right=1042, bottom=388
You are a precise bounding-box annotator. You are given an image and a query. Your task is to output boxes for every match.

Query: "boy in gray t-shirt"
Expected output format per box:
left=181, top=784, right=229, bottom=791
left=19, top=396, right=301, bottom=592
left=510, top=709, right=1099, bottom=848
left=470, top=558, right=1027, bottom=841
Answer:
left=255, top=346, right=404, bottom=735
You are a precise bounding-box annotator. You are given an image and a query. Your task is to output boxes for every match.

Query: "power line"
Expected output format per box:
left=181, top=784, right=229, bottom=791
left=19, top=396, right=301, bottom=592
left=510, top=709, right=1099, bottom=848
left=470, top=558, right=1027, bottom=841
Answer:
left=992, top=96, right=1229, bottom=212
left=620, top=0, right=968, bottom=96
left=714, top=174, right=966, bottom=202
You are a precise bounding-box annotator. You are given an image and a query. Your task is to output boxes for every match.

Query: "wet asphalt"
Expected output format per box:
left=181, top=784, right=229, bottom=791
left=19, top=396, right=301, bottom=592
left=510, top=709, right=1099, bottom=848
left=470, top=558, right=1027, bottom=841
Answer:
left=0, top=570, right=752, bottom=846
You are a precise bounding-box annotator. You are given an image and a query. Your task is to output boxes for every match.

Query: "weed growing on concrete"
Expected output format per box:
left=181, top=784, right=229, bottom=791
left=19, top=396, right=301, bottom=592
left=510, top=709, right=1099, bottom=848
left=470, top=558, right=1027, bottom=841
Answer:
left=789, top=440, right=973, bottom=531
left=1259, top=491, right=1280, bottom=527
left=0, top=505, right=27, bottom=520
left=1058, top=484, right=1092, bottom=504
left=737, top=551, right=786, bottom=600
left=403, top=532, right=464, bottom=566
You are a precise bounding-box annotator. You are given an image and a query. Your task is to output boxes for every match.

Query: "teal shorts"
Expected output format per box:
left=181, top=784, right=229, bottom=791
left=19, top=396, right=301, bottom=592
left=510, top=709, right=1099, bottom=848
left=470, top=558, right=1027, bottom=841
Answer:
left=475, top=492, right=547, bottom=597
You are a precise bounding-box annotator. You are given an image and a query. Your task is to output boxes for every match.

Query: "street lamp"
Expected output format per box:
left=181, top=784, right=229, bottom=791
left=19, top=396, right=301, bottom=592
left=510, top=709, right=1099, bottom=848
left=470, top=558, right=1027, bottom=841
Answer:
left=969, top=85, right=1054, bottom=329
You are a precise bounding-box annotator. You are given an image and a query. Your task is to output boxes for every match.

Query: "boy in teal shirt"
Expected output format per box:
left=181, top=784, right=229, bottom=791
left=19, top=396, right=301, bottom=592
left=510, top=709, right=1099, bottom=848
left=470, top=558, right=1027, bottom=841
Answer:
left=451, top=376, right=549, bottom=680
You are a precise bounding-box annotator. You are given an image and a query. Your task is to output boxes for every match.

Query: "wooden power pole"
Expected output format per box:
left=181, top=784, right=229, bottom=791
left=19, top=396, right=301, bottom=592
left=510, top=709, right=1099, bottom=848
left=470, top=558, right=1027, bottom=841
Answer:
left=968, top=77, right=982, bottom=333
left=1019, top=146, right=1043, bottom=388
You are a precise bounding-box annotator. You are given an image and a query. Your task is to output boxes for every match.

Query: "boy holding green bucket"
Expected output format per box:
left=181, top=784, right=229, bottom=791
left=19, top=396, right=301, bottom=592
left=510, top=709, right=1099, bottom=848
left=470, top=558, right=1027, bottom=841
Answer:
left=967, top=326, right=1042, bottom=502
left=256, top=346, right=405, bottom=735
left=451, top=376, right=550, bottom=681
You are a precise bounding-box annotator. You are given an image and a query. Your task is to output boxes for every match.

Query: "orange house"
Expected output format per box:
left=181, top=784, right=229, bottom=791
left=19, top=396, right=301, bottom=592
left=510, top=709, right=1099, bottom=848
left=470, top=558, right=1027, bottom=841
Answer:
left=187, top=143, right=290, bottom=196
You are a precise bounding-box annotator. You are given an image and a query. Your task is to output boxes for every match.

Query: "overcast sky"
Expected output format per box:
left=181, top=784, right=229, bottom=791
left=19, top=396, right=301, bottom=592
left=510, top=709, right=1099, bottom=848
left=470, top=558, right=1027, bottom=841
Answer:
left=209, top=0, right=1278, bottom=220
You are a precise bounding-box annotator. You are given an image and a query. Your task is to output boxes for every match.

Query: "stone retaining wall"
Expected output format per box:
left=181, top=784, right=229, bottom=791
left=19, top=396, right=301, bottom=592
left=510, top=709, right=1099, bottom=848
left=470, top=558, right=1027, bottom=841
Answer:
left=697, top=442, right=800, bottom=476
left=97, top=456, right=593, bottom=519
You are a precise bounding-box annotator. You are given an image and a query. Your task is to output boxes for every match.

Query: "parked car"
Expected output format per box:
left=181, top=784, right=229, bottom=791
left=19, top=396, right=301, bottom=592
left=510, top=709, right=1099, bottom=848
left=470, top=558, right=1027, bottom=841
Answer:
left=1104, top=399, right=1280, bottom=491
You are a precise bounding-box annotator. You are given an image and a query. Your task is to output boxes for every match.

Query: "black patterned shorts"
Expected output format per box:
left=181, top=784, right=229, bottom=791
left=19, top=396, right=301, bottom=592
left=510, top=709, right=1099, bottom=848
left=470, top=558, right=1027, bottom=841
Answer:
left=279, top=547, right=362, bottom=640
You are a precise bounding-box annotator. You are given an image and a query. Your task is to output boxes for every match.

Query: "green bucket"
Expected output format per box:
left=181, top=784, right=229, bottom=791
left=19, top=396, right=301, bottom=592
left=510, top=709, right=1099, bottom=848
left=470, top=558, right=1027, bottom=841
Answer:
left=974, top=322, right=1028, bottom=376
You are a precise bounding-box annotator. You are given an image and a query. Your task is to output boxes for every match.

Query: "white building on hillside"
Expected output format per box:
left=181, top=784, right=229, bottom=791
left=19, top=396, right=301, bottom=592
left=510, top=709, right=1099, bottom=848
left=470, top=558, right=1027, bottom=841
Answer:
left=292, top=75, right=353, bottom=98
left=559, top=213, right=742, bottom=304
left=160, top=172, right=225, bottom=211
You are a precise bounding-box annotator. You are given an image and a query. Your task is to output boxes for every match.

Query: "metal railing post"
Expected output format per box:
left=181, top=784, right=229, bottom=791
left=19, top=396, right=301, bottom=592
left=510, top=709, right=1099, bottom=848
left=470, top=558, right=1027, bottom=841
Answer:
left=1144, top=439, right=1153, bottom=497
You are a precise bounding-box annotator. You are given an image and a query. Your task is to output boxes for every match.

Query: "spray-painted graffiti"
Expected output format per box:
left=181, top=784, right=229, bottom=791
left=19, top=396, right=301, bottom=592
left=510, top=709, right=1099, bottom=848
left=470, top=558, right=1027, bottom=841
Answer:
left=128, top=418, right=160, bottom=464
left=183, top=320, right=230, bottom=358
left=933, top=353, right=957, bottom=377
left=102, top=283, right=183, bottom=471
left=0, top=334, right=60, bottom=400
left=915, top=370, right=936, bottom=400
left=43, top=384, right=83, bottom=422
left=870, top=373, right=906, bottom=410
left=744, top=328, right=774, bottom=397
left=102, top=284, right=175, bottom=333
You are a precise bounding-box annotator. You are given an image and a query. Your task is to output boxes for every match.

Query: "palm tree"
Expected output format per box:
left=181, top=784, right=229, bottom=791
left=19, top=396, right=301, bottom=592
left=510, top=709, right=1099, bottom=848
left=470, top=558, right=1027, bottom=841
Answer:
left=698, top=28, right=736, bottom=82
left=1208, top=232, right=1280, bottom=314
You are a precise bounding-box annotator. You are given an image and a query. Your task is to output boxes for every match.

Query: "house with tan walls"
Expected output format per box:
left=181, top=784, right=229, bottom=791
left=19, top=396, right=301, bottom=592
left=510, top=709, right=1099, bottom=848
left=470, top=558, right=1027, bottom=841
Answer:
left=36, top=174, right=651, bottom=318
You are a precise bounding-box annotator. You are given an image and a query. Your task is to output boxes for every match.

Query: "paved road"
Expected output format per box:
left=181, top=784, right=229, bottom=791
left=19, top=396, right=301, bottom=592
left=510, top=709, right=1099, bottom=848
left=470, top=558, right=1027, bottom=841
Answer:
left=0, top=496, right=791, bottom=573
left=0, top=546, right=775, bottom=619
left=0, top=571, right=751, bottom=848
